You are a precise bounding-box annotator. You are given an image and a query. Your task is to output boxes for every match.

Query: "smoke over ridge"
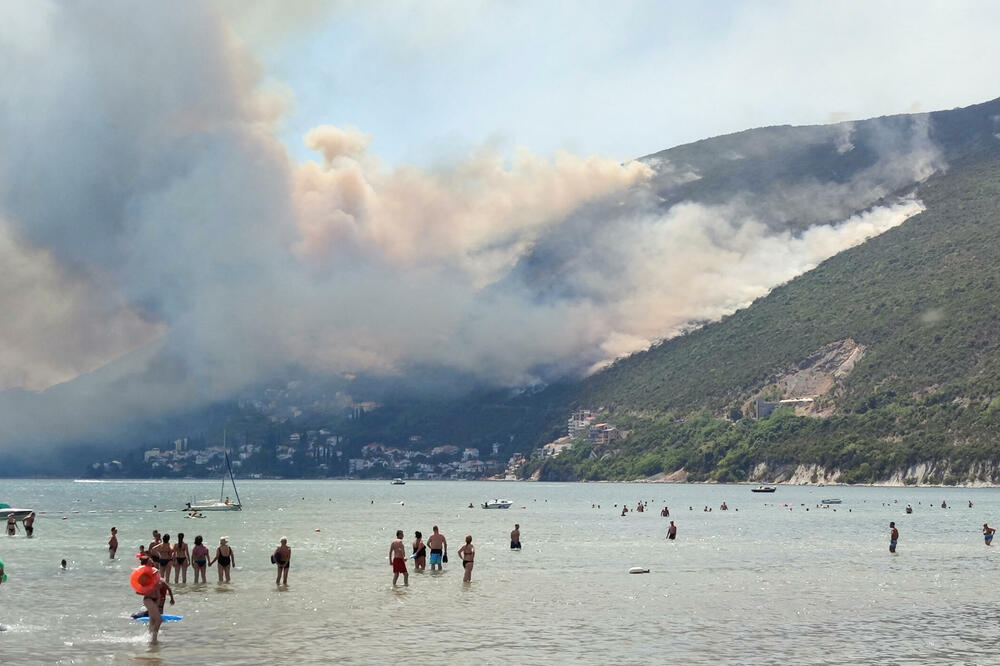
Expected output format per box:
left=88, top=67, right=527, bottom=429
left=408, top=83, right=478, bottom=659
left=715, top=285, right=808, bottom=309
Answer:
left=0, top=3, right=942, bottom=447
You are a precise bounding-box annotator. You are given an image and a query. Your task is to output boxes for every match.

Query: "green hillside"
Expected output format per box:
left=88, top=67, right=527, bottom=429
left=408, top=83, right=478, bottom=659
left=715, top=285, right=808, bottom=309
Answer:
left=528, top=107, right=1000, bottom=484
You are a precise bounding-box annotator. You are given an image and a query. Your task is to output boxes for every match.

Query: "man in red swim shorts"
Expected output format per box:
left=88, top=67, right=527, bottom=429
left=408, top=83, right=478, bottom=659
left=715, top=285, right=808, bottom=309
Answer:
left=390, top=529, right=408, bottom=586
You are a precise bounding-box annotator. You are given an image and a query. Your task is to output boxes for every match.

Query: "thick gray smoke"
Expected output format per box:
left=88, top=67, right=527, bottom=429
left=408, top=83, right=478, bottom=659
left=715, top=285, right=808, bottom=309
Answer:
left=0, top=3, right=939, bottom=449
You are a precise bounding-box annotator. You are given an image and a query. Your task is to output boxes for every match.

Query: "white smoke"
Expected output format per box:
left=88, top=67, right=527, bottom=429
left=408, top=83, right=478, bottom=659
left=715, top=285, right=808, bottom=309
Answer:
left=0, top=2, right=947, bottom=448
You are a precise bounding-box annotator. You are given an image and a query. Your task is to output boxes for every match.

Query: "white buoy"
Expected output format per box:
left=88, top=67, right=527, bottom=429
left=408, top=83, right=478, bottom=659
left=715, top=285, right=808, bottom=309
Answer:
left=628, top=567, right=650, bottom=574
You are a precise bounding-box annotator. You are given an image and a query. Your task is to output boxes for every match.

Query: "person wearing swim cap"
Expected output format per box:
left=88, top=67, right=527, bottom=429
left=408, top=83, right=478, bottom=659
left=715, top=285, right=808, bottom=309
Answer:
left=209, top=537, right=234, bottom=582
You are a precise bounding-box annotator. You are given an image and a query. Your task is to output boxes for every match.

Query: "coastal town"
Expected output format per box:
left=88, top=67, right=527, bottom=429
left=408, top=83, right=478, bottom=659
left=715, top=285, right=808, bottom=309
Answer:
left=89, top=407, right=623, bottom=480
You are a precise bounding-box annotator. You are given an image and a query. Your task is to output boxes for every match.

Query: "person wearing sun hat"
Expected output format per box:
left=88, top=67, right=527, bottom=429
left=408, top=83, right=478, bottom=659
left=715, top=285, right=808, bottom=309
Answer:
left=210, top=537, right=235, bottom=582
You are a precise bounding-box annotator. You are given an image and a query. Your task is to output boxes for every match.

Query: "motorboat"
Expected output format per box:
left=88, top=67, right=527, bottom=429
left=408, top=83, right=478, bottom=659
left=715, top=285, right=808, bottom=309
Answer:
left=482, top=499, right=513, bottom=509
left=820, top=498, right=842, bottom=504
left=750, top=486, right=777, bottom=493
left=0, top=504, right=33, bottom=520
left=391, top=478, right=406, bottom=485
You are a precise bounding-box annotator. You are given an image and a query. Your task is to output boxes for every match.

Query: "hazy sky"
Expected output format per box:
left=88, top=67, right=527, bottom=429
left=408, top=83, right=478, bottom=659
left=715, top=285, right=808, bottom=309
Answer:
left=255, top=0, right=1000, bottom=165
left=0, top=1, right=998, bottom=448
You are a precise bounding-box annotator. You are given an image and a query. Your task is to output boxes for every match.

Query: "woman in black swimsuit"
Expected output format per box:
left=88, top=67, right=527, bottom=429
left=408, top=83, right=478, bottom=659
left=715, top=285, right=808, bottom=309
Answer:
left=191, top=535, right=209, bottom=583
left=209, top=537, right=234, bottom=582
left=172, top=532, right=190, bottom=584
left=157, top=534, right=173, bottom=582
left=412, top=531, right=427, bottom=571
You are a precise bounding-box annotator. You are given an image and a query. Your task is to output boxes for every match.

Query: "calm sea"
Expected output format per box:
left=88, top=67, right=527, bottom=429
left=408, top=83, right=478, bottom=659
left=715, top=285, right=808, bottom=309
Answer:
left=0, top=480, right=997, bottom=664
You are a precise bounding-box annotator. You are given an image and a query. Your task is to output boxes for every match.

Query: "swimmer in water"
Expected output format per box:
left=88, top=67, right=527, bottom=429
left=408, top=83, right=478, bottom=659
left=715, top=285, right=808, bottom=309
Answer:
left=23, top=512, right=34, bottom=537
left=889, top=522, right=899, bottom=553
left=6, top=514, right=17, bottom=536
left=984, top=524, right=996, bottom=545
left=667, top=521, right=677, bottom=540
left=457, top=535, right=475, bottom=582
left=109, top=527, right=118, bottom=559
left=510, top=524, right=521, bottom=550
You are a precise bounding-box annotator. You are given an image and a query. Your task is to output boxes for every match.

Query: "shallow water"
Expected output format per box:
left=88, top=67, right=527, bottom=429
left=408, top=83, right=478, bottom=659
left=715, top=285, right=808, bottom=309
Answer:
left=0, top=480, right=997, bottom=664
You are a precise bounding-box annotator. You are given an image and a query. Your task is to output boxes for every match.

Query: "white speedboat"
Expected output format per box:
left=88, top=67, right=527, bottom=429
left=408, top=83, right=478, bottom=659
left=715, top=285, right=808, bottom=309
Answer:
left=0, top=504, right=33, bottom=520
left=751, top=486, right=777, bottom=493
left=391, top=478, right=406, bottom=485
left=482, top=499, right=513, bottom=509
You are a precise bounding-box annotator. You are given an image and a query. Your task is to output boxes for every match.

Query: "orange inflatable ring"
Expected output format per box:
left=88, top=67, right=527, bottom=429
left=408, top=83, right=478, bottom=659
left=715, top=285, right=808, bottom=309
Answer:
left=130, top=565, right=160, bottom=595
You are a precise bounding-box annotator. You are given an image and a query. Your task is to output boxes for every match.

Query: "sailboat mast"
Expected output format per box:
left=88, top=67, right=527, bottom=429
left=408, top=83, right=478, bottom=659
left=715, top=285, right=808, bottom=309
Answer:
left=220, top=430, right=227, bottom=500
left=227, top=448, right=242, bottom=508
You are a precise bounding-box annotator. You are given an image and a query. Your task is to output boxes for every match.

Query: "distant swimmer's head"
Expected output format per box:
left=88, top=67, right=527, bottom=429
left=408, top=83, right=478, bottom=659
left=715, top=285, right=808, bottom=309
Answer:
left=194, top=535, right=203, bottom=545
left=61, top=559, right=67, bottom=568
left=515, top=524, right=519, bottom=529
left=162, top=534, right=170, bottom=543
left=415, top=531, right=422, bottom=539
left=396, top=530, right=404, bottom=538
left=432, top=525, right=439, bottom=533
left=889, top=522, right=895, bottom=528
left=465, top=535, right=472, bottom=544
left=220, top=537, right=228, bottom=545
left=111, top=527, right=117, bottom=534
left=177, top=533, right=184, bottom=542
left=280, top=537, right=287, bottom=544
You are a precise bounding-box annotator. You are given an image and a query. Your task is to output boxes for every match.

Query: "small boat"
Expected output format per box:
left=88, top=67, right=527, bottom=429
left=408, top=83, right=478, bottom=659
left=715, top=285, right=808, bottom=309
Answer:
left=0, top=504, right=33, bottom=520
left=820, top=498, right=842, bottom=504
left=185, top=434, right=243, bottom=511
left=751, top=486, right=777, bottom=493
left=482, top=499, right=513, bottom=509
left=391, top=478, right=406, bottom=485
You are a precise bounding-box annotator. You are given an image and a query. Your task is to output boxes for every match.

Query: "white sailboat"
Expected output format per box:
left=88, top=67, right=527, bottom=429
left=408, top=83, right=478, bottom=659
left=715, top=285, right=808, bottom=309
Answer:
left=186, top=433, right=243, bottom=511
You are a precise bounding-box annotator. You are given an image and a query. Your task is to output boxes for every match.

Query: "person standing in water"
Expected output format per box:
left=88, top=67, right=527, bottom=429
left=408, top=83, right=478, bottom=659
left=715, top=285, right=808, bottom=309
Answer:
left=390, top=530, right=408, bottom=586
left=210, top=537, right=235, bottom=582
left=23, top=512, right=34, bottom=538
left=510, top=524, right=521, bottom=550
left=984, top=524, right=996, bottom=545
left=148, top=530, right=161, bottom=562
left=274, top=537, right=291, bottom=585
left=889, top=522, right=899, bottom=553
left=191, top=535, right=209, bottom=583
left=427, top=525, right=447, bottom=571
left=108, top=527, right=119, bottom=559
left=149, top=574, right=174, bottom=645
left=457, top=535, right=475, bottom=582
left=154, top=534, right=173, bottom=581
left=412, top=531, right=427, bottom=571
left=172, top=533, right=190, bottom=583
left=667, top=521, right=677, bottom=540
left=6, top=514, right=17, bottom=536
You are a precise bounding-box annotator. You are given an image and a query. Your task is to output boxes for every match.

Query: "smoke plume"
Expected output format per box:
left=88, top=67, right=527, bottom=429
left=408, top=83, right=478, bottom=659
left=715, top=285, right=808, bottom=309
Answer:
left=0, top=3, right=943, bottom=448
